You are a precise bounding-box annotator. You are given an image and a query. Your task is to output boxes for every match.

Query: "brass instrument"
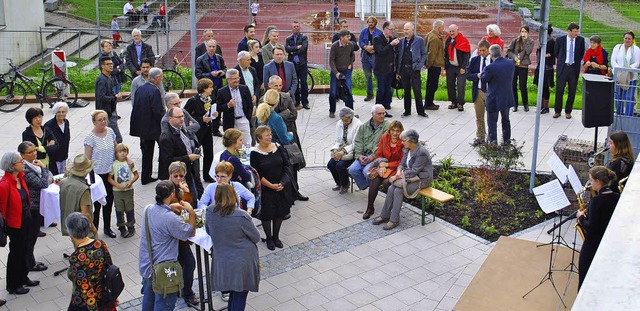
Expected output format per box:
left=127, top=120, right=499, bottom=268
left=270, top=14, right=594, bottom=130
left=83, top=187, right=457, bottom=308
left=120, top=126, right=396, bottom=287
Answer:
left=575, top=182, right=592, bottom=241
left=619, top=176, right=629, bottom=193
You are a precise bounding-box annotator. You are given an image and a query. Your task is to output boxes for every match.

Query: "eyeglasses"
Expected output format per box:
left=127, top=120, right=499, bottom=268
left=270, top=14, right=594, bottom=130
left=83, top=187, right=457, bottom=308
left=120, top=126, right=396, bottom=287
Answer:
left=172, top=174, right=185, bottom=178
left=14, top=159, right=23, bottom=165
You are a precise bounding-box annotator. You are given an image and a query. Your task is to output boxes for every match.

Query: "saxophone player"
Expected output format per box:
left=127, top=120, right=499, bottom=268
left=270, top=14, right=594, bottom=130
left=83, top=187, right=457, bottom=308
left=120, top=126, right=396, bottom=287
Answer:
left=607, top=131, right=634, bottom=193
left=576, top=166, right=619, bottom=290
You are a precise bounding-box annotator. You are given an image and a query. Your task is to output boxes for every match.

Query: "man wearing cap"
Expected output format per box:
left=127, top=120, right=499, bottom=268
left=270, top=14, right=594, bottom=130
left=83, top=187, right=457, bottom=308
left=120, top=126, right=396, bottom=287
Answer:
left=60, top=154, right=98, bottom=238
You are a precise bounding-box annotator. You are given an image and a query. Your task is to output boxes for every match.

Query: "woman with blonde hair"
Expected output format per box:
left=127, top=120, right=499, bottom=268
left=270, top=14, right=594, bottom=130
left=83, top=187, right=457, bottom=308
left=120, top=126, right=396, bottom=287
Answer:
left=248, top=39, right=265, bottom=91
left=256, top=89, right=293, bottom=145
left=607, top=131, right=635, bottom=192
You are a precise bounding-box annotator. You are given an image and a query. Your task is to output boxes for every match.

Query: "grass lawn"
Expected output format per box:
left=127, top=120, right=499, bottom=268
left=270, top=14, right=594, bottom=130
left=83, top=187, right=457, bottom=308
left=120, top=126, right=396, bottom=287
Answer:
left=64, top=0, right=128, bottom=25
left=608, top=1, right=640, bottom=25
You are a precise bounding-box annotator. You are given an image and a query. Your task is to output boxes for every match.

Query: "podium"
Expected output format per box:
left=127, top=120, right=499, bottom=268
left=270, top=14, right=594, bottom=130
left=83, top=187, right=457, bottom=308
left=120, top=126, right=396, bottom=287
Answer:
left=582, top=73, right=614, bottom=128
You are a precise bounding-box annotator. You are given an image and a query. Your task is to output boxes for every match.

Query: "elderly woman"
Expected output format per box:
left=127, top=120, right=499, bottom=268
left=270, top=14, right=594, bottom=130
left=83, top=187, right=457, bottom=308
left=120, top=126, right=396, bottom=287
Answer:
left=611, top=31, right=640, bottom=116
left=166, top=161, right=199, bottom=306
left=607, top=131, right=635, bottom=192
left=100, top=39, right=125, bottom=95
left=250, top=125, right=294, bottom=250
left=184, top=78, right=219, bottom=183
left=199, top=161, right=255, bottom=215
left=249, top=40, right=265, bottom=93
left=534, top=25, right=555, bottom=114
left=482, top=24, right=504, bottom=51
left=220, top=129, right=252, bottom=184
left=576, top=166, right=619, bottom=290
left=19, top=141, right=52, bottom=273
left=328, top=107, right=362, bottom=194
left=256, top=90, right=293, bottom=145
left=22, top=107, right=58, bottom=173
left=364, top=121, right=405, bottom=219
left=43, top=102, right=70, bottom=175
left=0, top=151, right=38, bottom=296
left=372, top=130, right=433, bottom=230
left=507, top=25, right=535, bottom=112
left=583, top=35, right=608, bottom=75
left=84, top=110, right=117, bottom=238
left=65, top=212, right=116, bottom=310
left=205, top=183, right=260, bottom=310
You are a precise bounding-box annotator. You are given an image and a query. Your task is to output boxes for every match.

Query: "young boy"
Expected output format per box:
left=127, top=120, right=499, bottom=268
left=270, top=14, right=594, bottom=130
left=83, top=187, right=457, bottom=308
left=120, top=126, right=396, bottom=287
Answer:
left=111, top=15, right=120, bottom=47
left=108, top=143, right=139, bottom=238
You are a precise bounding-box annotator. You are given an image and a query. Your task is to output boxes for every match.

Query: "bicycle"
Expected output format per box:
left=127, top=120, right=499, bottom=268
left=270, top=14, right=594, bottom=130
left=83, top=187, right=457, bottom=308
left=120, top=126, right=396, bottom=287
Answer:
left=156, top=51, right=186, bottom=97
left=0, top=58, right=78, bottom=112
left=306, top=63, right=319, bottom=94
left=114, top=41, right=134, bottom=102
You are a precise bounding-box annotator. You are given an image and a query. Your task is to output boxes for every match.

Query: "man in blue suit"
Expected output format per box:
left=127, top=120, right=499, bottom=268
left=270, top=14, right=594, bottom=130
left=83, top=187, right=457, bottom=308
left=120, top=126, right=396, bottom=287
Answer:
left=263, top=46, right=298, bottom=100
left=396, top=22, right=428, bottom=117
left=482, top=44, right=515, bottom=145
left=553, top=22, right=585, bottom=119
left=466, top=40, right=491, bottom=146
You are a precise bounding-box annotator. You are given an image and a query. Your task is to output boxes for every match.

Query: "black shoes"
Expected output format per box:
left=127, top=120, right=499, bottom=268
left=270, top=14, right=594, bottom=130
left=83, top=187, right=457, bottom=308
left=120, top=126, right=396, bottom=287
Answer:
left=266, top=238, right=275, bottom=250
left=384, top=112, right=393, bottom=118
left=141, top=178, right=158, bottom=185
left=297, top=194, right=309, bottom=201
left=37, top=231, right=46, bottom=237
left=25, top=279, right=40, bottom=287
left=104, top=229, right=117, bottom=239
left=418, top=113, right=428, bottom=118
left=364, top=94, right=374, bottom=102
left=541, top=107, right=550, bottom=114
left=363, top=207, right=375, bottom=220
left=513, top=107, right=518, bottom=112
left=524, top=106, right=530, bottom=112
left=273, top=239, right=284, bottom=248
left=401, top=112, right=411, bottom=117
left=30, top=262, right=48, bottom=272
left=185, top=295, right=200, bottom=307
left=424, top=104, right=440, bottom=110
left=9, top=286, right=29, bottom=295
left=332, top=185, right=341, bottom=191
left=302, top=104, right=311, bottom=110
left=213, top=130, right=223, bottom=137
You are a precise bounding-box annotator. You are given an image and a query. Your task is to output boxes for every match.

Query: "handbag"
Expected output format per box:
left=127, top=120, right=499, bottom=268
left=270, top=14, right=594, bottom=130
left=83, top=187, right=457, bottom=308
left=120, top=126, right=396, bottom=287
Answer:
left=391, top=75, right=402, bottom=89
left=367, top=158, right=392, bottom=179
left=391, top=171, right=422, bottom=199
left=616, top=70, right=632, bottom=91
left=145, top=206, right=184, bottom=298
left=102, top=263, right=125, bottom=303
left=283, top=143, right=306, bottom=169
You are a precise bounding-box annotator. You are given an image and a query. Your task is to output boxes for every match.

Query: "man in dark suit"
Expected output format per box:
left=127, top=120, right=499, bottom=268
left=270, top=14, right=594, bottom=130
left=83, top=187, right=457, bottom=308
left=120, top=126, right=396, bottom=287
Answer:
left=285, top=21, right=310, bottom=109
left=195, top=39, right=227, bottom=90
left=194, top=29, right=223, bottom=60
left=216, top=69, right=254, bottom=145
left=482, top=44, right=515, bottom=145
left=125, top=28, right=155, bottom=79
left=237, top=24, right=259, bottom=53
left=130, top=68, right=165, bottom=184
left=373, top=21, right=398, bottom=116
left=466, top=40, right=492, bottom=146
left=235, top=50, right=260, bottom=106
left=263, top=46, right=298, bottom=100
left=396, top=22, right=428, bottom=117
left=553, top=22, right=585, bottom=119
left=159, top=107, right=201, bottom=198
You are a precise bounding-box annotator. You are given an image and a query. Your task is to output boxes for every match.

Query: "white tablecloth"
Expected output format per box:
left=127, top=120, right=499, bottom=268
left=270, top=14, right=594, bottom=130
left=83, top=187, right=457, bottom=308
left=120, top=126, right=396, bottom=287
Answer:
left=188, top=227, right=213, bottom=251
left=40, top=175, right=108, bottom=227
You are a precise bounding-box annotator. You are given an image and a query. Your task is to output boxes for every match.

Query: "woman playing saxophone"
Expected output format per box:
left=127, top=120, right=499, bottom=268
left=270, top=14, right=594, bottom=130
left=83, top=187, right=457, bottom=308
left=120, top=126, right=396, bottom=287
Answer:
left=576, top=166, right=619, bottom=290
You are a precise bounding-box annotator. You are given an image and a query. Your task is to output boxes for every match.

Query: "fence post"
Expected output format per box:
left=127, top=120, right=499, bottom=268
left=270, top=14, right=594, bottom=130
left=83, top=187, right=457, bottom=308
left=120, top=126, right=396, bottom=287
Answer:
left=191, top=0, right=197, bottom=90
left=331, top=0, right=335, bottom=35
left=39, top=27, right=45, bottom=66
left=497, top=0, right=502, bottom=27
left=96, top=0, right=101, bottom=55
left=578, top=0, right=584, bottom=33
left=414, top=0, right=418, bottom=34
left=165, top=0, right=170, bottom=58
left=248, top=0, right=252, bottom=24
left=78, top=30, right=81, bottom=60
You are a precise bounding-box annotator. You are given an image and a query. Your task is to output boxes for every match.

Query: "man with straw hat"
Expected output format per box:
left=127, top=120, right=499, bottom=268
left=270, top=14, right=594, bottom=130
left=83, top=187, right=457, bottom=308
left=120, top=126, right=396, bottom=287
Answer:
left=60, top=155, right=98, bottom=237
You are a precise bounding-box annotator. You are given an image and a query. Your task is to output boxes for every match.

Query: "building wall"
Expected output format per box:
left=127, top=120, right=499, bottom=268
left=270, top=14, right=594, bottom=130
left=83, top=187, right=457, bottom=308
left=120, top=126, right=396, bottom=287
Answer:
left=0, top=0, right=46, bottom=72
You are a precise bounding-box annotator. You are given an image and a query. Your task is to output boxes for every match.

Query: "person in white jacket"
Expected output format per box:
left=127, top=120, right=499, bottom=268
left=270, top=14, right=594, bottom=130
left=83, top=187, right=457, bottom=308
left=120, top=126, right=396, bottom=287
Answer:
left=327, top=107, right=362, bottom=194
left=611, top=31, right=640, bottom=116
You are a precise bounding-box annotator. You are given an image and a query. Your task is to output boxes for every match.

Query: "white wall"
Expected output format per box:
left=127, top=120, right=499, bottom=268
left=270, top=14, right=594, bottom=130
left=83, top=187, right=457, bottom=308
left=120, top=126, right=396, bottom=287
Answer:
left=0, top=0, right=46, bottom=72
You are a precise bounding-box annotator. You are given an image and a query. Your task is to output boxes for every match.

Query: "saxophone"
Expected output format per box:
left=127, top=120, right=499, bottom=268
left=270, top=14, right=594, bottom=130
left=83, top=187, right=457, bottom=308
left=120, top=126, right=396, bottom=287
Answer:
left=575, top=182, right=592, bottom=241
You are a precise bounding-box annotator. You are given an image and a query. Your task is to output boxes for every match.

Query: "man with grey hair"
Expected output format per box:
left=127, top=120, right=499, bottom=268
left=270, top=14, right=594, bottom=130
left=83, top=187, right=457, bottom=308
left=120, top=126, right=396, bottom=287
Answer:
left=161, top=93, right=200, bottom=134
left=444, top=24, right=471, bottom=111
left=217, top=69, right=253, bottom=145
left=261, top=29, right=287, bottom=64
left=424, top=19, right=446, bottom=110
left=348, top=104, right=390, bottom=215
left=194, top=29, right=223, bottom=60
left=125, top=28, right=154, bottom=78
left=482, top=44, right=515, bottom=145
left=235, top=50, right=260, bottom=105
left=397, top=22, right=428, bottom=117
left=195, top=39, right=227, bottom=90
left=131, top=67, right=165, bottom=184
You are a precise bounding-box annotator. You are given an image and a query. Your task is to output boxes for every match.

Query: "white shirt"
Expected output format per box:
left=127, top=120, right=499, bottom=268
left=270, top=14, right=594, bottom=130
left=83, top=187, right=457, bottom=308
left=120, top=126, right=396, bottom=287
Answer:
left=240, top=67, right=255, bottom=96
left=123, top=2, right=134, bottom=15
left=478, top=56, right=490, bottom=89
left=565, top=36, right=575, bottom=64
left=230, top=87, right=244, bottom=117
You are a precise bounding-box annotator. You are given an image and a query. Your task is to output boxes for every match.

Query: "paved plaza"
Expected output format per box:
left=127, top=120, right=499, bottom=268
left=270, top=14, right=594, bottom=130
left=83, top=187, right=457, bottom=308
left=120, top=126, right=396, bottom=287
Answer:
left=0, top=94, right=601, bottom=310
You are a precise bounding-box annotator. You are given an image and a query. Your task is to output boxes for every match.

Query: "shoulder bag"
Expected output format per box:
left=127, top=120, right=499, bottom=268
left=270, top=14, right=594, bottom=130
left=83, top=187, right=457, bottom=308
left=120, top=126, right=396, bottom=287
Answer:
left=102, top=255, right=125, bottom=303
left=283, top=143, right=306, bottom=169
left=145, top=206, right=184, bottom=298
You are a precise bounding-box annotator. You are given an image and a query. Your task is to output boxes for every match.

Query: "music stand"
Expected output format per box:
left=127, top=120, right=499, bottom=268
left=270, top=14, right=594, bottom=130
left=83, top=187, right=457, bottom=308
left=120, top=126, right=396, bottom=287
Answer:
left=523, top=179, right=571, bottom=307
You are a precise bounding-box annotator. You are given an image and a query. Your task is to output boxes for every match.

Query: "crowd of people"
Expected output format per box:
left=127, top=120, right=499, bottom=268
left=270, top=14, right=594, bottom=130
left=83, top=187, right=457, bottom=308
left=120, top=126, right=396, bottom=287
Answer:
left=0, top=12, right=639, bottom=310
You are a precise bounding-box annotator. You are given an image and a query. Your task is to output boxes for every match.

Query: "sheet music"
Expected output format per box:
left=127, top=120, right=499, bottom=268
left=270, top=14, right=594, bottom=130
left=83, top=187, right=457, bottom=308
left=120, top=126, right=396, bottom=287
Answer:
left=567, top=165, right=584, bottom=195
left=533, top=179, right=570, bottom=213
left=547, top=152, right=568, bottom=184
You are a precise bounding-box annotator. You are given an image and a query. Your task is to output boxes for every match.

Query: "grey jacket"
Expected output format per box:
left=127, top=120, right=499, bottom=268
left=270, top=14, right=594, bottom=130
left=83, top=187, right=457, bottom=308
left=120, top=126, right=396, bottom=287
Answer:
left=398, top=143, right=433, bottom=188
left=396, top=35, right=428, bottom=72
left=507, top=37, right=535, bottom=68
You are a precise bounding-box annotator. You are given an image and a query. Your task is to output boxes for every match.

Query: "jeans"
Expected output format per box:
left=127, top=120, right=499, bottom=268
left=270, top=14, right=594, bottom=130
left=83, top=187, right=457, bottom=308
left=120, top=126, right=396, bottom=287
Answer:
left=401, top=67, right=424, bottom=114
left=108, top=114, right=123, bottom=143
left=228, top=290, right=249, bottom=311
left=329, top=69, right=354, bottom=112
left=141, top=277, right=178, bottom=311
left=348, top=160, right=374, bottom=190
left=178, top=243, right=196, bottom=299
left=375, top=72, right=394, bottom=108
left=294, top=63, right=309, bottom=105
left=362, top=55, right=375, bottom=94
left=615, top=80, right=637, bottom=116
left=327, top=158, right=354, bottom=187
left=487, top=107, right=511, bottom=144
left=425, top=66, right=441, bottom=106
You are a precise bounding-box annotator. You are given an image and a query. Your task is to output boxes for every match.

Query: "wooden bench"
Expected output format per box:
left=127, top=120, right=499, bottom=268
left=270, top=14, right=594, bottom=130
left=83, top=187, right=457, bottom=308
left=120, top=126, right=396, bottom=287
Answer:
left=418, top=187, right=455, bottom=226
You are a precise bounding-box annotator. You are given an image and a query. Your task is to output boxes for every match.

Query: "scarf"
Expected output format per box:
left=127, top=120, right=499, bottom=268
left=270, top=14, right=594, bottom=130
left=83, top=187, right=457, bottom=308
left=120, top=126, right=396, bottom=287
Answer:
left=447, top=32, right=471, bottom=61
left=583, top=45, right=606, bottom=75
left=25, top=160, right=42, bottom=176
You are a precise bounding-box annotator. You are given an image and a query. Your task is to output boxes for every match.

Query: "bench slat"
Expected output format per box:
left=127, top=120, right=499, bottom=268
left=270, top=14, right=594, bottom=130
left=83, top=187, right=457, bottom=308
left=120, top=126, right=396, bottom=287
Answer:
left=418, top=187, right=454, bottom=203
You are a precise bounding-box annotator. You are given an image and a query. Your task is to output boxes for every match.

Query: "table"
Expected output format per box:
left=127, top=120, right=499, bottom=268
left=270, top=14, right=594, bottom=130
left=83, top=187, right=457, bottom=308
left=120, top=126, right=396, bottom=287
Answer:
left=188, top=227, right=216, bottom=311
left=39, top=174, right=108, bottom=227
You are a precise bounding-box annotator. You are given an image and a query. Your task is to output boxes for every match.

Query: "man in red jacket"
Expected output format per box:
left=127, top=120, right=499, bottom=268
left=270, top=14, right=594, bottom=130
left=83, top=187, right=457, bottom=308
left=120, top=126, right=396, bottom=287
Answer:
left=444, top=24, right=471, bottom=111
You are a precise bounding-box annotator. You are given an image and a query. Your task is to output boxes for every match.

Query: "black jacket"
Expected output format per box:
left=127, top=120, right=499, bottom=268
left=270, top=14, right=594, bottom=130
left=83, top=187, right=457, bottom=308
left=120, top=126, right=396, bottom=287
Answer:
left=373, top=34, right=396, bottom=75
left=124, top=40, right=155, bottom=77
left=216, top=85, right=253, bottom=130
left=95, top=73, right=117, bottom=115
left=183, top=94, right=216, bottom=140
left=195, top=53, right=227, bottom=87
left=43, top=117, right=70, bottom=167
left=130, top=83, right=165, bottom=140
left=158, top=125, right=200, bottom=180
left=285, top=33, right=309, bottom=65
left=194, top=42, right=223, bottom=61
left=100, top=51, right=126, bottom=83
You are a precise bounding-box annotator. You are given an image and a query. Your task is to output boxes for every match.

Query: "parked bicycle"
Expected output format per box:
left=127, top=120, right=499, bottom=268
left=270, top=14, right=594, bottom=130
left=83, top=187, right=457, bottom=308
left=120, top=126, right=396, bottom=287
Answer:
left=0, top=58, right=78, bottom=112
left=156, top=51, right=186, bottom=97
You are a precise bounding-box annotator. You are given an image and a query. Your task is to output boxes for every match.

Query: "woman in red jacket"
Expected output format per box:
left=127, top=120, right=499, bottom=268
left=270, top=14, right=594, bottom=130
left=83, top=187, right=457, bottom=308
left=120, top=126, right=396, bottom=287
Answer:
left=363, top=121, right=405, bottom=219
left=0, top=151, right=39, bottom=296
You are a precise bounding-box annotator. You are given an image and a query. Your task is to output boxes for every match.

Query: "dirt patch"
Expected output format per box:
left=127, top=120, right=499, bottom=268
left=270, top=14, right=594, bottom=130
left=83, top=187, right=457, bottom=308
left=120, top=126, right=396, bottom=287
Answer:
left=557, top=0, right=640, bottom=31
